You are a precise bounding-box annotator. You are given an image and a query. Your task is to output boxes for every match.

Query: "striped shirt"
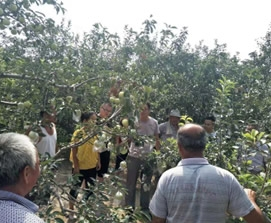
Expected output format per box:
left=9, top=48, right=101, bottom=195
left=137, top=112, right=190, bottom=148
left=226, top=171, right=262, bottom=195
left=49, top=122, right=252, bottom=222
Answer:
left=0, top=190, right=44, bottom=223
left=149, top=158, right=254, bottom=223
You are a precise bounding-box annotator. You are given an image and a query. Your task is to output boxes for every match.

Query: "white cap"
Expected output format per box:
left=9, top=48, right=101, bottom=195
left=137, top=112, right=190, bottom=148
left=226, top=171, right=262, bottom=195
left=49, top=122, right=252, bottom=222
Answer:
left=169, top=109, right=181, bottom=117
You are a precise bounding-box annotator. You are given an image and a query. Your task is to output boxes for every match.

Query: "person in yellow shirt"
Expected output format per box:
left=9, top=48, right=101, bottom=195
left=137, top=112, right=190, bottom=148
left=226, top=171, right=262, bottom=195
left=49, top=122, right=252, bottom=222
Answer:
left=68, top=111, right=101, bottom=213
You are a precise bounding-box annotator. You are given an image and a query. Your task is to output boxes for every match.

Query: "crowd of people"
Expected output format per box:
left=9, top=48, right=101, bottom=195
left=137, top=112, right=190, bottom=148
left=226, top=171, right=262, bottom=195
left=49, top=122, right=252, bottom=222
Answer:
left=0, top=101, right=270, bottom=222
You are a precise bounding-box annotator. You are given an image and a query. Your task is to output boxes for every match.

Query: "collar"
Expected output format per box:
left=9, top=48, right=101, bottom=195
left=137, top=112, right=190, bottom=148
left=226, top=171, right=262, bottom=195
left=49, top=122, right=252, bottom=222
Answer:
left=140, top=116, right=150, bottom=123
left=0, top=190, right=39, bottom=213
left=177, top=158, right=209, bottom=166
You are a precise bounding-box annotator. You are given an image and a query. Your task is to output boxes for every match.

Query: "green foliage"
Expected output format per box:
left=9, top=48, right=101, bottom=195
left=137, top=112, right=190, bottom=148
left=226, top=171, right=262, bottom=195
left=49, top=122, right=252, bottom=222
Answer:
left=0, top=0, right=65, bottom=37
left=1, top=0, right=271, bottom=221
left=34, top=157, right=151, bottom=222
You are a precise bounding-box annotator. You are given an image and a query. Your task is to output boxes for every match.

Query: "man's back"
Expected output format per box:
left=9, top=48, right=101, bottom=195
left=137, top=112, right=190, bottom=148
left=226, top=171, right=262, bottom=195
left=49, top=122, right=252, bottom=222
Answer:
left=150, top=158, right=254, bottom=223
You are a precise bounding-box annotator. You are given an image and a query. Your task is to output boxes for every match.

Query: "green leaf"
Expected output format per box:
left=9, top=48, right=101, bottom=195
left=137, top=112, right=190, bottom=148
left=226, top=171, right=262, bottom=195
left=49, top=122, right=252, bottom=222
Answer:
left=256, top=132, right=265, bottom=141
left=242, top=133, right=255, bottom=142
left=45, top=206, right=53, bottom=215
left=54, top=218, right=65, bottom=223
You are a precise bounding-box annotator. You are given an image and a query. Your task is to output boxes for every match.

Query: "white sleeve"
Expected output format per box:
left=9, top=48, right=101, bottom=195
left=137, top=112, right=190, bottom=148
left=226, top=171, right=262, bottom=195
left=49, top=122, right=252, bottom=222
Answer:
left=227, top=175, right=255, bottom=218
left=149, top=175, right=168, bottom=219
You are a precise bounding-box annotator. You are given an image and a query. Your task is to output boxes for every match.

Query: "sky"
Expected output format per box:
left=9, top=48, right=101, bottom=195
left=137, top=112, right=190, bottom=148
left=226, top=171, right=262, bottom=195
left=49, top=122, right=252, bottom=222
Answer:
left=44, top=0, right=271, bottom=59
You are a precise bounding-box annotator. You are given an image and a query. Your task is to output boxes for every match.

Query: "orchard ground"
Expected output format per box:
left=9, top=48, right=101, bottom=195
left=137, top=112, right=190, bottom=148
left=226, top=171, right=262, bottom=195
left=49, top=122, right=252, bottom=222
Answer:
left=49, top=151, right=149, bottom=223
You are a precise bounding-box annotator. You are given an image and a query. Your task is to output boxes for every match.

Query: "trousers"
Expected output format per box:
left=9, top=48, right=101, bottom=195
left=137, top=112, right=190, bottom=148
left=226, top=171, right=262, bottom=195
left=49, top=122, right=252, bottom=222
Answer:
left=125, top=155, right=153, bottom=210
left=69, top=168, right=96, bottom=200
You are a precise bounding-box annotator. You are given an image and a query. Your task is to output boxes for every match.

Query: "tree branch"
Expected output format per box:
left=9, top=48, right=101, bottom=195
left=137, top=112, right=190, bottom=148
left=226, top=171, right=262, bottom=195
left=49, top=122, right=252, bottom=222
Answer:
left=0, top=101, right=18, bottom=106
left=0, top=73, right=45, bottom=81
left=54, top=106, right=122, bottom=159
left=0, top=73, right=100, bottom=90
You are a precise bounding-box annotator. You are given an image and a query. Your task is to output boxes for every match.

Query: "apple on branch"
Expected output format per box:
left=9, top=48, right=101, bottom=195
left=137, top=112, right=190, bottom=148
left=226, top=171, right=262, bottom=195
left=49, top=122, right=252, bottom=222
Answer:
left=66, top=96, right=73, bottom=104
left=115, top=191, right=124, bottom=200
left=120, top=160, right=127, bottom=169
left=118, top=91, right=124, bottom=99
left=9, top=4, right=18, bottom=12
left=23, top=101, right=32, bottom=108
left=121, top=118, right=129, bottom=128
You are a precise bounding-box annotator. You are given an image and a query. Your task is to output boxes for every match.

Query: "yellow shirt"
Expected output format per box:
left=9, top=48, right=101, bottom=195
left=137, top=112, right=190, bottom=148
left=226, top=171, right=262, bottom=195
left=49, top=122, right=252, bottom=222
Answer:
left=69, top=128, right=98, bottom=170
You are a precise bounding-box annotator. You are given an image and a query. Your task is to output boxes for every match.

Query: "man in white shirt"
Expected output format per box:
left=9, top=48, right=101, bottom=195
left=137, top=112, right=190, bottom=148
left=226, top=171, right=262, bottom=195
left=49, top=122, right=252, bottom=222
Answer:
left=36, top=110, right=57, bottom=157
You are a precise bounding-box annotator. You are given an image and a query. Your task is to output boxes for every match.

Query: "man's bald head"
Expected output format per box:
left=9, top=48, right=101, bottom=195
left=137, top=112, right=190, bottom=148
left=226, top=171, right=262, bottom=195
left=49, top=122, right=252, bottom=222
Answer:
left=177, top=124, right=206, bottom=152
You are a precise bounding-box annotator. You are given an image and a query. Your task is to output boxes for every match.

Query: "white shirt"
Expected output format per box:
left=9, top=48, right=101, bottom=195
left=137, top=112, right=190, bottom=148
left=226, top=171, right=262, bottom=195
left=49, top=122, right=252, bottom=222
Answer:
left=36, top=124, right=57, bottom=157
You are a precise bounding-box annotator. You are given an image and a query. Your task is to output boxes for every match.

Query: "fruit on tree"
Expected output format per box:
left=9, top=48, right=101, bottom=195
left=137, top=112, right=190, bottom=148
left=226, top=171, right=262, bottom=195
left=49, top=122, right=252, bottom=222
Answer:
left=28, top=131, right=39, bottom=142
left=66, top=96, right=73, bottom=103
left=2, top=18, right=10, bottom=26
left=11, top=29, right=17, bottom=35
left=50, top=43, right=57, bottom=50
left=23, top=101, right=32, bottom=108
left=19, top=16, right=25, bottom=23
left=63, top=57, right=69, bottom=63
left=118, top=91, right=124, bottom=99
left=121, top=118, right=129, bottom=127
left=144, top=86, right=152, bottom=94
left=9, top=4, right=18, bottom=12
left=109, top=96, right=115, bottom=103
left=114, top=191, right=124, bottom=200
left=107, top=142, right=114, bottom=150
left=0, top=8, right=4, bottom=16
left=110, top=96, right=119, bottom=104
left=109, top=96, right=121, bottom=104
left=120, top=147, right=128, bottom=155
left=120, top=161, right=127, bottom=169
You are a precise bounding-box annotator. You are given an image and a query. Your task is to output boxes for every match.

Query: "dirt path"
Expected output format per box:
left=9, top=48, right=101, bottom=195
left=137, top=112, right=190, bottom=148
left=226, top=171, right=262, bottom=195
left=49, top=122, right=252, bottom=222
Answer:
left=52, top=156, right=148, bottom=222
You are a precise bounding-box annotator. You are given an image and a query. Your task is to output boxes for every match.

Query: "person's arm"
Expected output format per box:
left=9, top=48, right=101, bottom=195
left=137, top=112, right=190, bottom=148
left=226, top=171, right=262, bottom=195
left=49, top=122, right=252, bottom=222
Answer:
left=151, top=215, right=166, bottom=223
left=243, top=189, right=266, bottom=223
left=116, top=135, right=126, bottom=147
left=55, top=144, right=58, bottom=153
left=96, top=152, right=101, bottom=170
left=154, top=121, right=161, bottom=150
left=158, top=124, right=163, bottom=139
left=25, top=125, right=32, bottom=135
left=155, top=133, right=160, bottom=151
left=50, top=105, right=57, bottom=124
left=55, top=126, right=58, bottom=153
left=72, top=147, right=80, bottom=174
